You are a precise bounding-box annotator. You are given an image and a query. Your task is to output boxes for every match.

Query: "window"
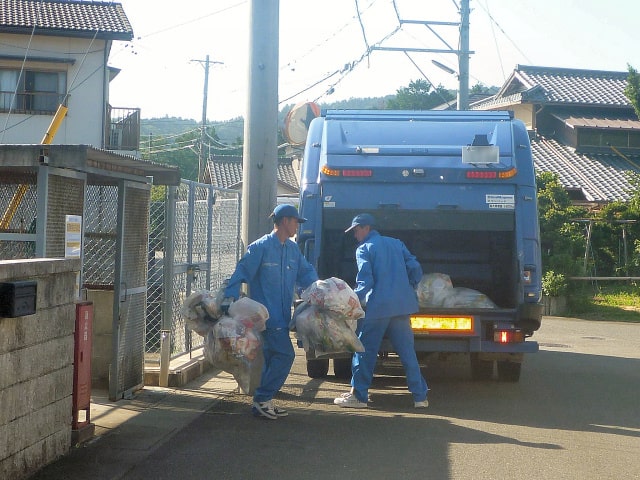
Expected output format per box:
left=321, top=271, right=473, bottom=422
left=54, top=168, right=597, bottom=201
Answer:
left=579, top=128, right=640, bottom=151
left=0, top=68, right=66, bottom=113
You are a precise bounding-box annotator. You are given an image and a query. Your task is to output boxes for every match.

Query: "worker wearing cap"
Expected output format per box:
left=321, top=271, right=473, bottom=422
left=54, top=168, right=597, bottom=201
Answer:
left=334, top=213, right=429, bottom=409
left=223, top=204, right=318, bottom=420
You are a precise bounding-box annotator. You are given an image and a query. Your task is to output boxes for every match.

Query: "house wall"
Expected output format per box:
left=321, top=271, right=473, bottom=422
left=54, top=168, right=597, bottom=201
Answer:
left=0, top=33, right=108, bottom=146
left=510, top=103, right=535, bottom=130
left=0, top=258, right=81, bottom=480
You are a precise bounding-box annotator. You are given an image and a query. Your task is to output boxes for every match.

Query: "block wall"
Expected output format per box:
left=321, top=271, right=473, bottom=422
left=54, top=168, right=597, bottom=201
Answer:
left=0, top=258, right=80, bottom=480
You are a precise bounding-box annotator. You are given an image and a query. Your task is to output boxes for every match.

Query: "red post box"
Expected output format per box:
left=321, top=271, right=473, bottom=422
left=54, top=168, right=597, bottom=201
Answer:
left=73, top=301, right=93, bottom=432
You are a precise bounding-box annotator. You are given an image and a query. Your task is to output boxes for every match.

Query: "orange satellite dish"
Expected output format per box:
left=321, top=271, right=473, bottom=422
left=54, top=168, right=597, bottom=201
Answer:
left=283, top=102, right=320, bottom=145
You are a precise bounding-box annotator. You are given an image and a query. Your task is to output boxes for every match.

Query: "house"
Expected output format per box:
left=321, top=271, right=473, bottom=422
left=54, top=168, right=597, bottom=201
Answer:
left=472, top=65, right=640, bottom=207
left=205, top=154, right=301, bottom=199
left=0, top=0, right=138, bottom=153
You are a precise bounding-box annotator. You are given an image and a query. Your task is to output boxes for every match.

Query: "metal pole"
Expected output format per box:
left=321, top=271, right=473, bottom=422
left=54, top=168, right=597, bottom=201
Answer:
left=457, top=0, right=470, bottom=110
left=242, top=0, right=279, bottom=246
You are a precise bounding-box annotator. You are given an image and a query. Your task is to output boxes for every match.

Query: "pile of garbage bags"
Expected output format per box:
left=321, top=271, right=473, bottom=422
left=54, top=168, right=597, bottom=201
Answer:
left=293, top=277, right=365, bottom=357
left=416, top=273, right=497, bottom=309
left=182, top=289, right=268, bottom=393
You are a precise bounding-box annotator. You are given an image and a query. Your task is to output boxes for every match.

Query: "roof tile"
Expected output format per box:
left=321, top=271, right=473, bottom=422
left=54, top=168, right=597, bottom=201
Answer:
left=0, top=0, right=133, bottom=40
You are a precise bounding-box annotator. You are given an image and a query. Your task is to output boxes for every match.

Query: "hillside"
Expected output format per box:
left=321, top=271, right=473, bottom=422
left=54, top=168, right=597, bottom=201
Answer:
left=141, top=96, right=394, bottom=145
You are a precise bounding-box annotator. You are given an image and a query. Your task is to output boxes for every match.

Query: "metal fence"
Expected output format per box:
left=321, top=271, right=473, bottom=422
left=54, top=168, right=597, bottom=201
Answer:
left=145, top=180, right=242, bottom=360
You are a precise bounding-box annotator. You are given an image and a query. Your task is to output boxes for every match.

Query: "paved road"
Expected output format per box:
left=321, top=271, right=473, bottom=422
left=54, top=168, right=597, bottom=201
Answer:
left=120, top=316, right=640, bottom=480
left=31, top=316, right=640, bottom=480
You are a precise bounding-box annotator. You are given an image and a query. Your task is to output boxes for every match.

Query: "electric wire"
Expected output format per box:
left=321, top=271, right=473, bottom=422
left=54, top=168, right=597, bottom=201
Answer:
left=354, top=0, right=371, bottom=68
left=1, top=0, right=40, bottom=143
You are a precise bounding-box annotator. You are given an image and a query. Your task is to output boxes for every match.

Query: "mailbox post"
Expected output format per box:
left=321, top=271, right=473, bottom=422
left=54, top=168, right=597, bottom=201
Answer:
left=72, top=301, right=95, bottom=443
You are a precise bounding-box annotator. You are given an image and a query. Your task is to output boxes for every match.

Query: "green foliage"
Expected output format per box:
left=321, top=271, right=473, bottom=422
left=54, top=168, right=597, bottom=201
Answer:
left=385, top=79, right=455, bottom=110
left=541, top=270, right=568, bottom=296
left=536, top=171, right=587, bottom=276
left=624, top=64, right=640, bottom=119
left=567, top=281, right=640, bottom=322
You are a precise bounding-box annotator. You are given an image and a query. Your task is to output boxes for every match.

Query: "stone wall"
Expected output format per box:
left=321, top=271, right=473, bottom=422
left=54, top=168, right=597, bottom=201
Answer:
left=0, top=258, right=80, bottom=480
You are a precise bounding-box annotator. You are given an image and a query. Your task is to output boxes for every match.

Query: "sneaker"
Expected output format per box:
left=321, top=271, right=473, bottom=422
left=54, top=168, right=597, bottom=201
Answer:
left=333, top=393, right=368, bottom=408
left=272, top=404, right=288, bottom=417
left=414, top=400, right=429, bottom=408
left=252, top=401, right=278, bottom=420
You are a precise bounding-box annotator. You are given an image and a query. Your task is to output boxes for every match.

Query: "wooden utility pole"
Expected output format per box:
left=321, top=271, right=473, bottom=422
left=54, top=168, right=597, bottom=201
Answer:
left=242, top=0, right=279, bottom=246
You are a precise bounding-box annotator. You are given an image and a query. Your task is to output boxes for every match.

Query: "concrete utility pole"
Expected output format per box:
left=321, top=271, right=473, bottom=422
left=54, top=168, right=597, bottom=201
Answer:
left=192, top=55, right=223, bottom=182
left=242, top=0, right=279, bottom=246
left=457, top=0, right=470, bottom=110
left=370, top=0, right=472, bottom=110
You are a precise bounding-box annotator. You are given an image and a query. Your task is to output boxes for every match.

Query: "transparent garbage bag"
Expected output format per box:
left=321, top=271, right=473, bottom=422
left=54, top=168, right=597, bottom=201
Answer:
left=293, top=302, right=364, bottom=357
left=301, top=277, right=365, bottom=320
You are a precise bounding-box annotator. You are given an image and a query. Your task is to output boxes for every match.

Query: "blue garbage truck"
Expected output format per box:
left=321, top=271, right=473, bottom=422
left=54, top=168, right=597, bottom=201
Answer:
left=296, top=109, right=543, bottom=382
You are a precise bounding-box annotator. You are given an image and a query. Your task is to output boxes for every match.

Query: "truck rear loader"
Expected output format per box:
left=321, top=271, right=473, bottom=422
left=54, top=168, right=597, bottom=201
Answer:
left=296, top=109, right=543, bottom=382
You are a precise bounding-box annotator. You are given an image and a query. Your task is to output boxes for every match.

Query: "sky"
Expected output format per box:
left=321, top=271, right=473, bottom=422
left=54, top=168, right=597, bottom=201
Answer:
left=108, top=0, right=640, bottom=123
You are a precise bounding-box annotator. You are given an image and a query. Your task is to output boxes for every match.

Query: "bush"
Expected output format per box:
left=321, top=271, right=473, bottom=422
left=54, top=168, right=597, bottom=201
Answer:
left=542, top=271, right=569, bottom=297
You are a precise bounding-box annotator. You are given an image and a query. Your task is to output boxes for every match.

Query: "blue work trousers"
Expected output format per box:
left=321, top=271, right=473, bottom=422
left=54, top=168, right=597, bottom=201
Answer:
left=253, top=328, right=295, bottom=403
left=351, top=314, right=428, bottom=403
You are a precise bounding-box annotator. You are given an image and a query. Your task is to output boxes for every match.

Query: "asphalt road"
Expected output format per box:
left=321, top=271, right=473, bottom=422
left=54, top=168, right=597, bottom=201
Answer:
left=126, top=317, right=640, bottom=480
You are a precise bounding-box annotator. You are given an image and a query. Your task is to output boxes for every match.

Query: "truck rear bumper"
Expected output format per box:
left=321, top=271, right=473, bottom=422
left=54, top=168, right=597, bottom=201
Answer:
left=383, top=337, right=539, bottom=354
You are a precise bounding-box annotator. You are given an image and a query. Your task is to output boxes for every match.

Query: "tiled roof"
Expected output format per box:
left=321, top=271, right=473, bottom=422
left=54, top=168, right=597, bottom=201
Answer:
left=0, top=0, right=133, bottom=40
left=206, top=155, right=299, bottom=191
left=531, top=137, right=640, bottom=202
left=550, top=111, right=640, bottom=130
left=473, top=65, right=631, bottom=109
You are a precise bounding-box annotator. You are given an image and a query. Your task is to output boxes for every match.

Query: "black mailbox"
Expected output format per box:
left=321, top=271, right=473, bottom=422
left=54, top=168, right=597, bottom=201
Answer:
left=0, top=280, right=37, bottom=318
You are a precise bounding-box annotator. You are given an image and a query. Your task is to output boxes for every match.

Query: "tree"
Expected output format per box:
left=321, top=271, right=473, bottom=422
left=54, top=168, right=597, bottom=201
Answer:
left=536, top=171, right=588, bottom=276
left=624, top=64, right=640, bottom=119
left=385, top=79, right=455, bottom=110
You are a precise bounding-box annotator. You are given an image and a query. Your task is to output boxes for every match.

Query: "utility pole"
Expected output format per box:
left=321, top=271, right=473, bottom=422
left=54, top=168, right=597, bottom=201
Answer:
left=370, top=1, right=472, bottom=110
left=192, top=55, right=223, bottom=182
left=242, top=0, right=279, bottom=246
left=458, top=0, right=470, bottom=110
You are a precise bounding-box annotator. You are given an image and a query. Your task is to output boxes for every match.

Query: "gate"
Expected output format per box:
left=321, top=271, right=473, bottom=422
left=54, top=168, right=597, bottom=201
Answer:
left=145, top=180, right=242, bottom=363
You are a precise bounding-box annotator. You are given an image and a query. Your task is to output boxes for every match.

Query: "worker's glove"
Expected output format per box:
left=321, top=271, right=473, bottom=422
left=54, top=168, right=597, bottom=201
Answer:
left=220, top=297, right=234, bottom=315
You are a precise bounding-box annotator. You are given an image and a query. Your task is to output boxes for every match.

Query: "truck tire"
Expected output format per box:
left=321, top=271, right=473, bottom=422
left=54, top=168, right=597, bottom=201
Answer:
left=497, top=360, right=521, bottom=382
left=307, top=358, right=329, bottom=378
left=470, top=353, right=494, bottom=381
left=333, top=357, right=352, bottom=379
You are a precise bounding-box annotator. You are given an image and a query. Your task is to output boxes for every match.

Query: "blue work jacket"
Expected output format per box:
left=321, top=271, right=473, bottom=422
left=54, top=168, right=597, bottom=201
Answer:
left=224, top=232, right=318, bottom=329
left=354, top=230, right=423, bottom=319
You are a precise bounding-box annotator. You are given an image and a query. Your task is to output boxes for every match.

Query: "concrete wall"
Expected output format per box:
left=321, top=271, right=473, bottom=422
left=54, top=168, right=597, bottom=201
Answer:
left=0, top=258, right=80, bottom=480
left=86, top=289, right=113, bottom=389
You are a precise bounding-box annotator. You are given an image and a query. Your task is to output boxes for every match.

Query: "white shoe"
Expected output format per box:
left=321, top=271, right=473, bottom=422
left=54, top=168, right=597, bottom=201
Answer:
left=334, top=393, right=368, bottom=408
left=414, top=400, right=429, bottom=408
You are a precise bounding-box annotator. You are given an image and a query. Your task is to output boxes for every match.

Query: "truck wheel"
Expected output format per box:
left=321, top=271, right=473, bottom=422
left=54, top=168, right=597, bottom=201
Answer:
left=333, top=357, right=352, bottom=379
left=307, top=359, right=329, bottom=378
left=497, top=360, right=521, bottom=382
left=470, top=354, right=494, bottom=381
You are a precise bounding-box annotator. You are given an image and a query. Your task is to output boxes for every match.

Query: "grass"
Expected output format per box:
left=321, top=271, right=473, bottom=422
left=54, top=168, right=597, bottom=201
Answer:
left=566, top=281, right=640, bottom=322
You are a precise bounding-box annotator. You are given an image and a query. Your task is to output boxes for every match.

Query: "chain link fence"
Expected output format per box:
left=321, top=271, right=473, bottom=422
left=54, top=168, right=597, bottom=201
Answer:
left=146, top=180, right=242, bottom=359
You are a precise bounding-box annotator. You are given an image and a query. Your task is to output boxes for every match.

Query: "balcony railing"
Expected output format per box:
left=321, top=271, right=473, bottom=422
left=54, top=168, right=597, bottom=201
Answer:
left=105, top=106, right=140, bottom=152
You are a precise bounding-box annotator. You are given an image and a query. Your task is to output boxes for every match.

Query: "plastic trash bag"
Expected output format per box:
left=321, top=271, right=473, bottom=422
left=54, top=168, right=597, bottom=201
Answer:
left=181, top=289, right=222, bottom=336
left=416, top=273, right=453, bottom=308
left=301, top=277, right=365, bottom=320
left=293, top=302, right=364, bottom=357
left=203, top=313, right=265, bottom=394
left=441, top=287, right=497, bottom=309
left=184, top=291, right=269, bottom=394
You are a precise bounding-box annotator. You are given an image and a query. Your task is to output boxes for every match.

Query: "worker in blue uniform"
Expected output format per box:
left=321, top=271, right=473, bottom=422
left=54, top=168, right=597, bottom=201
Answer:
left=223, top=204, right=318, bottom=419
left=334, top=213, right=429, bottom=409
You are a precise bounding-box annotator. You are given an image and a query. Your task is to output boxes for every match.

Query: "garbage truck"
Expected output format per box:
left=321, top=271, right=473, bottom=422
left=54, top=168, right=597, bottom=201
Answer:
left=296, top=109, right=543, bottom=382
